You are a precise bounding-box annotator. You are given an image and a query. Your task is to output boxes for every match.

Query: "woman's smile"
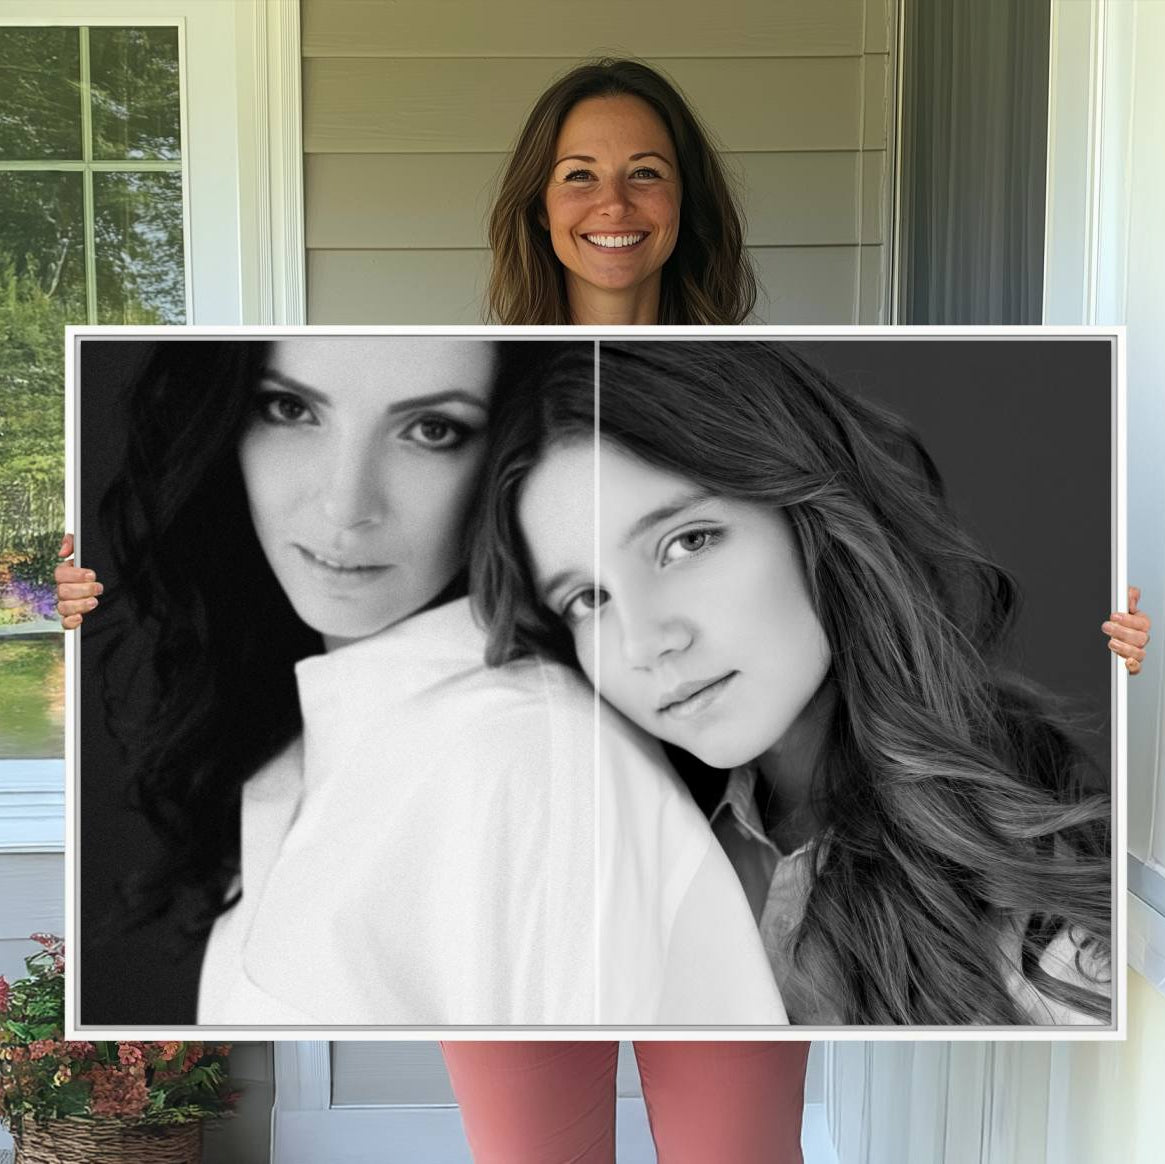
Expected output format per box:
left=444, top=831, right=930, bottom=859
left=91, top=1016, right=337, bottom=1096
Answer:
left=294, top=544, right=395, bottom=584
left=581, top=231, right=650, bottom=250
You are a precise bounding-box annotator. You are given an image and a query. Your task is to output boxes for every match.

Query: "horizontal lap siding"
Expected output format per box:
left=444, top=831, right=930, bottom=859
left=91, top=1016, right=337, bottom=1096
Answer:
left=302, top=0, right=867, bottom=58
left=302, top=0, right=894, bottom=324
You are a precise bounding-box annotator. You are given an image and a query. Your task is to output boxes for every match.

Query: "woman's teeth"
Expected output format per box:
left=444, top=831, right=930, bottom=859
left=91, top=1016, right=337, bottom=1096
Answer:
left=584, top=233, right=646, bottom=248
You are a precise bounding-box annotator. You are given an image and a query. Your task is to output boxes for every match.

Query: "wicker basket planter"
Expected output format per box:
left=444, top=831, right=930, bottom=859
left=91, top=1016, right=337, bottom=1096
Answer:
left=13, top=1117, right=202, bottom=1163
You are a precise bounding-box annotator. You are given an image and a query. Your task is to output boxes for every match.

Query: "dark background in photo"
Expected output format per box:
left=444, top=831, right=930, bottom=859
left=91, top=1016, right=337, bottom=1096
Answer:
left=76, top=340, right=204, bottom=1025
left=789, top=337, right=1111, bottom=731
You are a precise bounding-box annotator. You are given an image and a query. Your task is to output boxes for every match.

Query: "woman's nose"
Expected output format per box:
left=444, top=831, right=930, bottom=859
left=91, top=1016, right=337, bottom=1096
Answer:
left=616, top=600, right=693, bottom=670
left=597, top=176, right=634, bottom=218
left=319, top=441, right=388, bottom=529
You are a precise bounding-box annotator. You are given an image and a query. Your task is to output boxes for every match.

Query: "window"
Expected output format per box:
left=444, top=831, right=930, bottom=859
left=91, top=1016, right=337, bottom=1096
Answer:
left=0, top=20, right=186, bottom=849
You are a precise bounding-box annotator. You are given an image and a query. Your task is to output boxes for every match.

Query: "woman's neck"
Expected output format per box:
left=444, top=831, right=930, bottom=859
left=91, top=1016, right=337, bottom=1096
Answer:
left=566, top=274, right=662, bottom=326
left=753, top=681, right=837, bottom=853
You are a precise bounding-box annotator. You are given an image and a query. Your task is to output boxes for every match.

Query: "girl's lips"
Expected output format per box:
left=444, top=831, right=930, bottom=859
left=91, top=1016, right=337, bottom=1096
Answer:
left=657, top=672, right=738, bottom=719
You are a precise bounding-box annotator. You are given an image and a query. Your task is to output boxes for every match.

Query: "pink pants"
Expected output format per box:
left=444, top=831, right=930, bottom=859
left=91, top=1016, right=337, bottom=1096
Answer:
left=441, top=1041, right=810, bottom=1164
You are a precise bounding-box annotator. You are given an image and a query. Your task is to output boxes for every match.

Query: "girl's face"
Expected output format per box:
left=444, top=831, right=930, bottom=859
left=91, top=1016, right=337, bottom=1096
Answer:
left=519, top=439, right=832, bottom=769
left=238, top=338, right=496, bottom=647
left=542, top=95, right=681, bottom=308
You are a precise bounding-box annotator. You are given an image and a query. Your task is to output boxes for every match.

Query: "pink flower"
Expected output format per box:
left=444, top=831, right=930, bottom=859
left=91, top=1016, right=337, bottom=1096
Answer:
left=88, top=1064, right=149, bottom=1118
left=62, top=1041, right=97, bottom=1060
left=27, top=1039, right=60, bottom=1061
left=117, top=1042, right=145, bottom=1066
left=181, top=1042, right=205, bottom=1072
left=30, top=933, right=63, bottom=955
left=153, top=1041, right=183, bottom=1061
left=0, top=976, right=9, bottom=1013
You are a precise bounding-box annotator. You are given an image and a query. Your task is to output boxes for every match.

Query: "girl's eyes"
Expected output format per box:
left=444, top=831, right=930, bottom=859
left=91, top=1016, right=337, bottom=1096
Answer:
left=401, top=415, right=474, bottom=452
left=255, top=391, right=316, bottom=426
left=629, top=165, right=663, bottom=179
left=556, top=528, right=723, bottom=624
left=562, top=168, right=595, bottom=182
left=560, top=586, right=607, bottom=626
left=659, top=526, right=724, bottom=565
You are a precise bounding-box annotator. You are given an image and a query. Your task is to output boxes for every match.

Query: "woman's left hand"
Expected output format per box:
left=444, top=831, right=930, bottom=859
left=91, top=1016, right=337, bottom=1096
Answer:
left=1103, top=585, right=1151, bottom=675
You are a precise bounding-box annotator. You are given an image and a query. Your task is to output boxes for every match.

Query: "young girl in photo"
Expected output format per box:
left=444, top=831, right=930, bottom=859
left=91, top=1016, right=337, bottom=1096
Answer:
left=480, top=339, right=1113, bottom=1028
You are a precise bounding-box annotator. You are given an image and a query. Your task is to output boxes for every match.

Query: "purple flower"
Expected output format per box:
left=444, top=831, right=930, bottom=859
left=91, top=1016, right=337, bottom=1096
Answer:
left=3, top=578, right=56, bottom=620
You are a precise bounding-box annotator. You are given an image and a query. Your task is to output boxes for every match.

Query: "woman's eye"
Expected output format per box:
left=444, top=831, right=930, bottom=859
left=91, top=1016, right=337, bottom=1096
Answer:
left=561, top=587, right=606, bottom=625
left=255, top=392, right=315, bottom=426
left=630, top=166, right=662, bottom=179
left=403, top=415, right=472, bottom=451
left=562, top=168, right=595, bottom=182
left=660, top=528, right=721, bottom=565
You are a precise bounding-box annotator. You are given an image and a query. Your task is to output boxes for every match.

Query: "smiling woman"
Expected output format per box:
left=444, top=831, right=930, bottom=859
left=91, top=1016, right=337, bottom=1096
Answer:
left=487, top=58, right=755, bottom=325
left=540, top=94, right=682, bottom=325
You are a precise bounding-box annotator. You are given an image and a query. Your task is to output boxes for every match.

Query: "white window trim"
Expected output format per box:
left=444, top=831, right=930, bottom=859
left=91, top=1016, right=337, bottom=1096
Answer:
left=234, top=0, right=306, bottom=325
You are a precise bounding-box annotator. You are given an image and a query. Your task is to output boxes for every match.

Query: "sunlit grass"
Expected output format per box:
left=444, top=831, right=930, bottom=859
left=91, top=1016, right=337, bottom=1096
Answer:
left=0, top=635, right=64, bottom=758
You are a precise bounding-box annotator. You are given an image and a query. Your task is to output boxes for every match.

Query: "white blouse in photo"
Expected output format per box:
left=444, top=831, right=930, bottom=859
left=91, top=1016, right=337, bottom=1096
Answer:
left=198, top=597, right=787, bottom=1028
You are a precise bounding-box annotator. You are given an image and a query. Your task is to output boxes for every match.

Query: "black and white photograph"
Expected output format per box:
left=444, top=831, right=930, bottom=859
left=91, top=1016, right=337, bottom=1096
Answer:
left=71, top=330, right=1120, bottom=1036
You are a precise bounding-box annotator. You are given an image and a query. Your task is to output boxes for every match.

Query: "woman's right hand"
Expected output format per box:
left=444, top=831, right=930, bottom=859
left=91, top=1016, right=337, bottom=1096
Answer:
left=54, top=533, right=103, bottom=630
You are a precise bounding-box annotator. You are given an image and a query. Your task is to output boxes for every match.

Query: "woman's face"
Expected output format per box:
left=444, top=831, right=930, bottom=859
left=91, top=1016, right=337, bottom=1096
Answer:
left=542, top=95, right=681, bottom=307
left=519, top=439, right=832, bottom=769
left=238, top=338, right=496, bottom=647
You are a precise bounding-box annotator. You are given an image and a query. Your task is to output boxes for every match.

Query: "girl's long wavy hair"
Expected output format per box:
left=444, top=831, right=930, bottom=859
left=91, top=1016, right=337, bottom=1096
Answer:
left=96, top=339, right=568, bottom=939
left=472, top=340, right=1112, bottom=1025
left=487, top=59, right=757, bottom=325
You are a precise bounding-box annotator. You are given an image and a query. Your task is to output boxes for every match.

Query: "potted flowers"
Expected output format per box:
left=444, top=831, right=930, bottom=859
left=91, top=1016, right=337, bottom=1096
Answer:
left=0, top=935, right=237, bottom=1162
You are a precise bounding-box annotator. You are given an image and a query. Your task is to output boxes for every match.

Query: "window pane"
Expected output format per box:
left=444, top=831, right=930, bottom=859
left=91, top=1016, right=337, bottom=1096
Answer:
left=94, top=171, right=185, bottom=323
left=89, top=27, right=181, bottom=161
left=0, top=27, right=82, bottom=160
left=0, top=636, right=64, bottom=759
left=0, top=170, right=88, bottom=319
